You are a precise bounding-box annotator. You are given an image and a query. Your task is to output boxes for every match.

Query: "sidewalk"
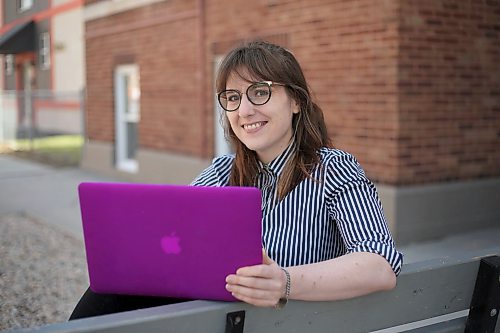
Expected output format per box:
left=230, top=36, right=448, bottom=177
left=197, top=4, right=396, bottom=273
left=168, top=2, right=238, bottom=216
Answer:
left=0, top=154, right=115, bottom=240
left=0, top=154, right=499, bottom=263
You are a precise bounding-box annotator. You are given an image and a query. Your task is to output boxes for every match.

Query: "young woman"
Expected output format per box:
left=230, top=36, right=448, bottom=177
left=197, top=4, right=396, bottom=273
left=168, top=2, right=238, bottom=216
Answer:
left=70, top=40, right=402, bottom=318
left=191, top=40, right=401, bottom=308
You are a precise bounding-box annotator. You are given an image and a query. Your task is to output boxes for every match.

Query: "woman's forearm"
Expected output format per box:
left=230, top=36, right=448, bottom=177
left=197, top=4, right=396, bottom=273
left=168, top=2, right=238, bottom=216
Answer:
left=287, top=252, right=396, bottom=301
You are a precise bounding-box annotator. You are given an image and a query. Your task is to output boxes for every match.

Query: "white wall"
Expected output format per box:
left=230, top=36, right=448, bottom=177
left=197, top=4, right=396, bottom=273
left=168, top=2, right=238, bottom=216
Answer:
left=52, top=0, right=85, bottom=92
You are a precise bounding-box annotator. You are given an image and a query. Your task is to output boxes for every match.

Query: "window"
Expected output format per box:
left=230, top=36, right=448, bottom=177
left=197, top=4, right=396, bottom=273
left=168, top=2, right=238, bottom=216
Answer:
left=39, top=32, right=51, bottom=70
left=4, top=55, right=14, bottom=76
left=18, top=0, right=34, bottom=12
left=114, top=65, right=141, bottom=173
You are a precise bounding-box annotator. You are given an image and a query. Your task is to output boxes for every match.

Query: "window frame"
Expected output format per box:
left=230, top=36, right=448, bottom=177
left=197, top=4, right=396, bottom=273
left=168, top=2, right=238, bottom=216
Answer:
left=39, top=32, right=51, bottom=70
left=4, top=55, right=15, bottom=76
left=17, top=0, right=34, bottom=12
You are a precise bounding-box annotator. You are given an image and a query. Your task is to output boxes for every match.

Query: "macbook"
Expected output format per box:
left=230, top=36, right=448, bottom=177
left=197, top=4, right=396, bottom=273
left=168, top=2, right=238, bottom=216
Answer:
left=78, top=182, right=262, bottom=301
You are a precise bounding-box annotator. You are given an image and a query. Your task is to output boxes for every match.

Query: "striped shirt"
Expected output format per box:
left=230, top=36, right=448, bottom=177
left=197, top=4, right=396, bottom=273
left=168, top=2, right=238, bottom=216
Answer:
left=191, top=144, right=403, bottom=275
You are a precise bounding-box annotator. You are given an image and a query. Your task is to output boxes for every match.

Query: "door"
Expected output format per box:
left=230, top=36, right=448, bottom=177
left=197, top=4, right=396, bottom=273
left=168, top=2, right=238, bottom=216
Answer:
left=114, top=65, right=140, bottom=172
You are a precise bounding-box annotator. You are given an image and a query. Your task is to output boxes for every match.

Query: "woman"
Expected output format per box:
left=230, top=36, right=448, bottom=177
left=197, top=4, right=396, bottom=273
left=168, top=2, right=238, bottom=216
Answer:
left=70, top=40, right=402, bottom=318
left=192, top=40, right=401, bottom=308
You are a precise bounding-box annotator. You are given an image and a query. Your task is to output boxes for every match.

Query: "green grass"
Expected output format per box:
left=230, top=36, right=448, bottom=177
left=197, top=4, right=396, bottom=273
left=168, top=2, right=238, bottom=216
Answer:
left=4, top=135, right=84, bottom=167
left=14, top=135, right=83, bottom=152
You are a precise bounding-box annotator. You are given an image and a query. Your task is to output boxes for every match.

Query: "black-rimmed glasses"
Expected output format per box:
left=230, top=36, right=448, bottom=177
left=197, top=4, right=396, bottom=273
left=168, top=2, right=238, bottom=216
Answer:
left=217, top=81, right=286, bottom=112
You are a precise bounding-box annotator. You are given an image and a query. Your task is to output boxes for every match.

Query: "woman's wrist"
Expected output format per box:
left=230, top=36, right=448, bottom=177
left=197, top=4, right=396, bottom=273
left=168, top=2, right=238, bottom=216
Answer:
left=281, top=268, right=291, bottom=299
left=275, top=267, right=291, bottom=309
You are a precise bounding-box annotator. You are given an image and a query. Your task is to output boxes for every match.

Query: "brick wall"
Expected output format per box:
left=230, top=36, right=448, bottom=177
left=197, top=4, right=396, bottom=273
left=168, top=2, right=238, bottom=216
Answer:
left=204, top=0, right=401, bottom=183
left=85, top=0, right=202, bottom=155
left=397, top=0, right=500, bottom=184
left=84, top=0, right=500, bottom=185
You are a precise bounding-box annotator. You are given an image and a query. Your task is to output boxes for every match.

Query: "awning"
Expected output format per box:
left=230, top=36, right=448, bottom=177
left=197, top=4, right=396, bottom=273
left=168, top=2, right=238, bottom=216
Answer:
left=0, top=20, right=35, bottom=54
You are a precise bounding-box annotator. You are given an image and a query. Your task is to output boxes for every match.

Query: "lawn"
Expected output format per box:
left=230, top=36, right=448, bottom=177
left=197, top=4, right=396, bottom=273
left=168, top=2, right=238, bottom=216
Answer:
left=1, top=135, right=84, bottom=167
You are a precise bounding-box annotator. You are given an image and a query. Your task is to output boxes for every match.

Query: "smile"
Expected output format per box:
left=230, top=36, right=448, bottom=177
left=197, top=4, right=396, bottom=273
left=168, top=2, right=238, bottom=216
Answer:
left=242, top=121, right=267, bottom=131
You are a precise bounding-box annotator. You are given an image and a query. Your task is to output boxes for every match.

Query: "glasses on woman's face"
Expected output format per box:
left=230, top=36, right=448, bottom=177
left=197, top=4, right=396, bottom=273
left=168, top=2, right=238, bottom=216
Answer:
left=217, top=81, right=286, bottom=112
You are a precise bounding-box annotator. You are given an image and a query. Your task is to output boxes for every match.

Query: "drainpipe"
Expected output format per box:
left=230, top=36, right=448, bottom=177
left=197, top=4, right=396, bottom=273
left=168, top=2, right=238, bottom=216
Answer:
left=197, top=0, right=208, bottom=159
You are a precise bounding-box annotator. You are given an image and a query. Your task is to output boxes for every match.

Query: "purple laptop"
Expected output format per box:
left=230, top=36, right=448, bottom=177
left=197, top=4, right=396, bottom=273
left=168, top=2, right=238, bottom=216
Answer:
left=78, top=182, right=262, bottom=301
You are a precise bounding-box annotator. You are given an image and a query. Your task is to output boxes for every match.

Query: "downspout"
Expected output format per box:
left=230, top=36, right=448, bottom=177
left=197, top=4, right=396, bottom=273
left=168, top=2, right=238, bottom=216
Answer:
left=197, top=0, right=208, bottom=158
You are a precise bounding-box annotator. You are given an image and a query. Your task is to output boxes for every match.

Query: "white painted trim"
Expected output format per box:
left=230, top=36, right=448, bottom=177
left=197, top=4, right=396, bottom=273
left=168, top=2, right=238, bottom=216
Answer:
left=84, top=0, right=167, bottom=22
left=213, top=55, right=232, bottom=157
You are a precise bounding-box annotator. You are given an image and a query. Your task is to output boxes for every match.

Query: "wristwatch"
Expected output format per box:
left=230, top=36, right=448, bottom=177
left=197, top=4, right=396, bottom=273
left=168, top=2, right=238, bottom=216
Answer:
left=275, top=268, right=291, bottom=309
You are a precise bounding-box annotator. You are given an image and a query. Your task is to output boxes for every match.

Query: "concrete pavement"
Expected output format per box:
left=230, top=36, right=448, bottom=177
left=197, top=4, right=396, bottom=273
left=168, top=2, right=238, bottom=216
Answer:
left=0, top=155, right=115, bottom=240
left=0, top=154, right=499, bottom=264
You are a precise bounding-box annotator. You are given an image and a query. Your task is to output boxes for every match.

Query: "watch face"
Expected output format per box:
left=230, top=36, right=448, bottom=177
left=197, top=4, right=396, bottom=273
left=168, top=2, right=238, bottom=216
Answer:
left=275, top=297, right=288, bottom=309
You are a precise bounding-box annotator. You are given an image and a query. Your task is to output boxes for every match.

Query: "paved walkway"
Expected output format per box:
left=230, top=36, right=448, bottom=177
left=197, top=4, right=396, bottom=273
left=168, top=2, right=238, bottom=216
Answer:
left=0, top=155, right=114, bottom=240
left=0, top=154, right=499, bottom=264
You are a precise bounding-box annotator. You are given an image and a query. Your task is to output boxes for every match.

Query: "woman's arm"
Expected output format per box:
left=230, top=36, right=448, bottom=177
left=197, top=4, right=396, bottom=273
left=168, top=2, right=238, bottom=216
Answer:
left=225, top=251, right=396, bottom=307
left=287, top=251, right=396, bottom=301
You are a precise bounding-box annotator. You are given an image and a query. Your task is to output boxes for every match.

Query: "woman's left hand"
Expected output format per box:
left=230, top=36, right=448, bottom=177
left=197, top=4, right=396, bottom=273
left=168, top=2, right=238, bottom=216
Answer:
left=225, top=250, right=286, bottom=307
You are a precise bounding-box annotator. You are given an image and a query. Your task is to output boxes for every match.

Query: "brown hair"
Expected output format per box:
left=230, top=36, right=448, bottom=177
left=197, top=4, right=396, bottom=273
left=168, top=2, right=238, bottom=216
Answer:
left=216, top=40, right=332, bottom=199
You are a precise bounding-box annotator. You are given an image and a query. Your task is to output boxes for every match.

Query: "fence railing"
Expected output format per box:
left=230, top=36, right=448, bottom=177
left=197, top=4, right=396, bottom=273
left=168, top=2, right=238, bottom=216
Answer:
left=0, top=90, right=84, bottom=147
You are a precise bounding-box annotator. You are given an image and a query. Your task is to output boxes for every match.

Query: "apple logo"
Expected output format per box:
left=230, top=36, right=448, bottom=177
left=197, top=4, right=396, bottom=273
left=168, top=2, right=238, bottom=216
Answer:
left=161, top=232, right=182, bottom=255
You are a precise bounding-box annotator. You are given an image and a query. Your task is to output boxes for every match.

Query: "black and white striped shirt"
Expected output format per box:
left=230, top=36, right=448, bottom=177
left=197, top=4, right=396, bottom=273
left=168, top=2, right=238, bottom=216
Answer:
left=191, top=144, right=403, bottom=275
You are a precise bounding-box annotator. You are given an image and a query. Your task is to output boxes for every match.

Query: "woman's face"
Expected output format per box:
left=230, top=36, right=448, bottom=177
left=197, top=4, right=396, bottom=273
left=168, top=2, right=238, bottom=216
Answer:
left=225, top=71, right=299, bottom=164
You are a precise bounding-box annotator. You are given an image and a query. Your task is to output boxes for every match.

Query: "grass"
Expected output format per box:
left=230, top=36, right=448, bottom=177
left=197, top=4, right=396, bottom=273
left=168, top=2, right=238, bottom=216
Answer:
left=1, top=135, right=84, bottom=167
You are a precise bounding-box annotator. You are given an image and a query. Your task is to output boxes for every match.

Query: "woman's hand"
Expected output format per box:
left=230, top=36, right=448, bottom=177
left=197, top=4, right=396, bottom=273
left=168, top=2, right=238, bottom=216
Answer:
left=225, top=250, right=286, bottom=307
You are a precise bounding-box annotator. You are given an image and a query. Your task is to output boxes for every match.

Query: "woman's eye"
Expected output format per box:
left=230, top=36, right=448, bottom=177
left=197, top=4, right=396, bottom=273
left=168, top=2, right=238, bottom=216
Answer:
left=227, top=93, right=240, bottom=102
left=253, top=89, right=269, bottom=98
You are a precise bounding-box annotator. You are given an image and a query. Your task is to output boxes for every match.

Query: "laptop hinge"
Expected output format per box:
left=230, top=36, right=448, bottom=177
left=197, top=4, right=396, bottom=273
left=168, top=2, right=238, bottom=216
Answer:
left=225, top=310, right=246, bottom=333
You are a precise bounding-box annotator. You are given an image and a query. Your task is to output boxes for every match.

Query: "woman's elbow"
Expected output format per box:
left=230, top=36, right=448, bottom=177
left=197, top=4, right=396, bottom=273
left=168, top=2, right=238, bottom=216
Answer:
left=369, top=254, right=397, bottom=292
left=378, top=262, right=397, bottom=291
left=381, top=270, right=397, bottom=291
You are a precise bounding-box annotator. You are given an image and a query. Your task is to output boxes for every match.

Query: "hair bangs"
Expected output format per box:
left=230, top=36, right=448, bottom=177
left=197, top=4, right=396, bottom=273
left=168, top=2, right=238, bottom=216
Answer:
left=216, top=43, right=283, bottom=93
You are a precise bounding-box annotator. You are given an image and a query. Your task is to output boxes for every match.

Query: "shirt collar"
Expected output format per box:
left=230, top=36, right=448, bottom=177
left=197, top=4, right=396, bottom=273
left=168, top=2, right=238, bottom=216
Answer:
left=258, top=141, right=296, bottom=177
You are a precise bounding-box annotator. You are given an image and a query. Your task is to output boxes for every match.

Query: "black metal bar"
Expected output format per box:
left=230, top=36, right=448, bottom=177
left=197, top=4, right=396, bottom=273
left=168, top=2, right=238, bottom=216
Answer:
left=225, top=310, right=246, bottom=333
left=465, top=255, right=500, bottom=333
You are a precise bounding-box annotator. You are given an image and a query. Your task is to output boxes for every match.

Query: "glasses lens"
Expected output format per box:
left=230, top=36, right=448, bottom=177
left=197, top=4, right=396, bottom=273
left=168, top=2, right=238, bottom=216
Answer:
left=218, top=90, right=241, bottom=111
left=247, top=83, right=271, bottom=105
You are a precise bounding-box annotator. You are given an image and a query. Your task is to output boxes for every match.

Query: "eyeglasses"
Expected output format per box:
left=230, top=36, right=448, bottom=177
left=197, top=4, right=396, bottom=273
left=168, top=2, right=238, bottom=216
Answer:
left=217, top=81, right=286, bottom=112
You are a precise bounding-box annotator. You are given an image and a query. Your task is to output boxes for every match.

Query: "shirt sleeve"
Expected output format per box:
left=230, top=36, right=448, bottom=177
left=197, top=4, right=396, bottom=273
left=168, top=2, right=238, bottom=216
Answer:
left=190, top=155, right=234, bottom=187
left=324, top=153, right=403, bottom=276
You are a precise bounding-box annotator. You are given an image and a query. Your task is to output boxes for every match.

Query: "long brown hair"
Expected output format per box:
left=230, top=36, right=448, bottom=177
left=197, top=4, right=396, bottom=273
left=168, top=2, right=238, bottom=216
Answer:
left=216, top=40, right=331, bottom=199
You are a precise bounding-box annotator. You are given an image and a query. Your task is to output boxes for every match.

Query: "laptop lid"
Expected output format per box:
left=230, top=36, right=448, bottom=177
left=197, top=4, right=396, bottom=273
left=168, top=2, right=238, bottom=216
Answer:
left=78, top=182, right=262, bottom=301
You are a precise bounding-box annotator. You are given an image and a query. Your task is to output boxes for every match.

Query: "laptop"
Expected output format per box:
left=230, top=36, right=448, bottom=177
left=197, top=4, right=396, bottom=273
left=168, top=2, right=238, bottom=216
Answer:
left=78, top=182, right=262, bottom=301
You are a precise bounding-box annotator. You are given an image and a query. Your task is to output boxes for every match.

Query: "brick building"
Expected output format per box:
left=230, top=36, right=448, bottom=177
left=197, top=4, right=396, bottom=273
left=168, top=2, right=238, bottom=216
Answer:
left=82, top=0, right=500, bottom=244
left=1, top=0, right=84, bottom=92
left=0, top=0, right=84, bottom=138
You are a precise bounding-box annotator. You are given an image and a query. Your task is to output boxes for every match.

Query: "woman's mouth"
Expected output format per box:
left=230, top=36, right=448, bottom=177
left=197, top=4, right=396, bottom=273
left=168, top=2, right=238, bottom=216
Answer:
left=242, top=121, right=267, bottom=131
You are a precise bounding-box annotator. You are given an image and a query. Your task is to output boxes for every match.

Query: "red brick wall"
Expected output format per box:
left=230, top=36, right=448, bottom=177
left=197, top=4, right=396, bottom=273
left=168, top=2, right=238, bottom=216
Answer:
left=204, top=0, right=401, bottom=183
left=84, top=0, right=500, bottom=185
left=85, top=0, right=203, bottom=155
left=397, top=0, right=500, bottom=184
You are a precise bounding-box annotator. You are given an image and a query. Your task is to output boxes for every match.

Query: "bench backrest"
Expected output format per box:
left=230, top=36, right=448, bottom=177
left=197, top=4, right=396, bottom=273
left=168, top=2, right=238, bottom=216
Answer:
left=11, top=247, right=500, bottom=333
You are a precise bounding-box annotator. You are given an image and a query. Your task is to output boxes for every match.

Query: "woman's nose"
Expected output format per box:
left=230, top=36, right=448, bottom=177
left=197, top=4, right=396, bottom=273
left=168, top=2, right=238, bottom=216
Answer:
left=238, top=95, right=255, bottom=117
